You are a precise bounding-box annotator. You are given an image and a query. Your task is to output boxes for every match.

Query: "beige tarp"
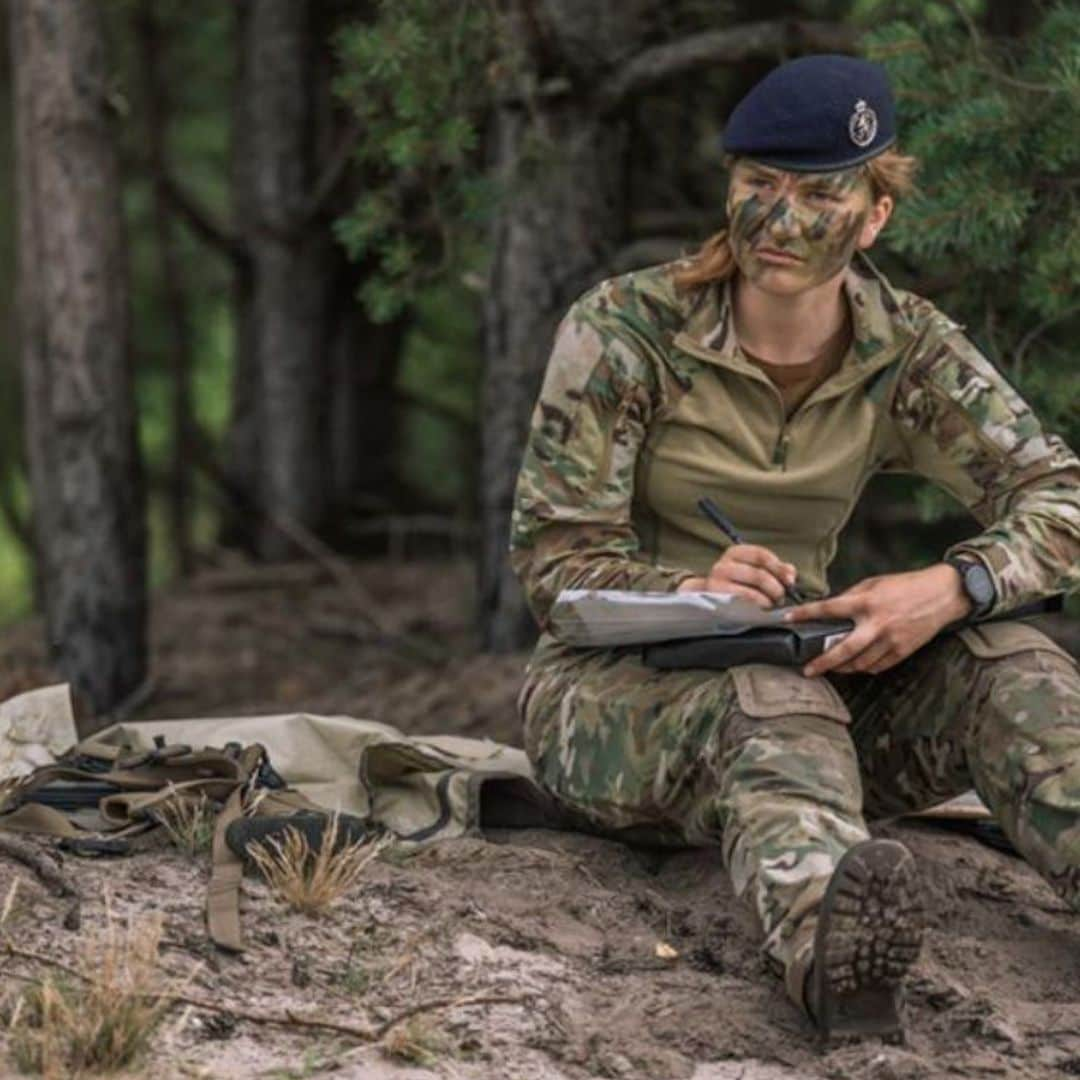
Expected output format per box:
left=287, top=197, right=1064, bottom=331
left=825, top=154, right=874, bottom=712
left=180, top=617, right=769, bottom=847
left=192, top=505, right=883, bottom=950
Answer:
left=0, top=684, right=77, bottom=780
left=0, top=684, right=991, bottom=840
left=91, top=713, right=540, bottom=842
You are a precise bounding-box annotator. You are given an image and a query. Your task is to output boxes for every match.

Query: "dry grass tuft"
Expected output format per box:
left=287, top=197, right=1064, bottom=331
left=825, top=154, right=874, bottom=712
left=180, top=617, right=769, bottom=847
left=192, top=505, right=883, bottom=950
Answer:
left=247, top=814, right=389, bottom=915
left=1, top=877, right=43, bottom=936
left=1, top=878, right=22, bottom=928
left=7, top=912, right=173, bottom=1077
left=152, top=786, right=217, bottom=856
left=381, top=1016, right=453, bottom=1067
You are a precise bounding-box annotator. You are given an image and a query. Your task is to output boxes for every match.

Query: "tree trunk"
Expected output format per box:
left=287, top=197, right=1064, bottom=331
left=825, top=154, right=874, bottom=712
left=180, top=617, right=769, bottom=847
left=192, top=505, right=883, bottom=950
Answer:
left=11, top=0, right=147, bottom=714
left=481, top=105, right=630, bottom=650
left=220, top=0, right=260, bottom=551
left=136, top=0, right=195, bottom=577
left=244, top=0, right=335, bottom=558
left=478, top=4, right=856, bottom=650
left=479, top=0, right=654, bottom=650
left=326, top=260, right=407, bottom=517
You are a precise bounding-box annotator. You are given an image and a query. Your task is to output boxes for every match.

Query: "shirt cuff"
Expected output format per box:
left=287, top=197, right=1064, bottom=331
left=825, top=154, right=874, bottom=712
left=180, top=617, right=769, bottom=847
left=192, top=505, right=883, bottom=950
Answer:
left=944, top=541, right=1010, bottom=618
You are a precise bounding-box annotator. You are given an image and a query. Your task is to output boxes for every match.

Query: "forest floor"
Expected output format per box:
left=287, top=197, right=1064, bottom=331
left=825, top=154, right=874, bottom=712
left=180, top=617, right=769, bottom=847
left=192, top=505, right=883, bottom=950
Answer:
left=1, top=558, right=1079, bottom=1080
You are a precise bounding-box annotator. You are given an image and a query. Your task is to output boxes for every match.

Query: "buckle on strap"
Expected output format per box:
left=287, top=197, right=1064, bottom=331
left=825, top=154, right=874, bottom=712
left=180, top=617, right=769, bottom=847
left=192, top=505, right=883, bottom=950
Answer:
left=58, top=836, right=131, bottom=858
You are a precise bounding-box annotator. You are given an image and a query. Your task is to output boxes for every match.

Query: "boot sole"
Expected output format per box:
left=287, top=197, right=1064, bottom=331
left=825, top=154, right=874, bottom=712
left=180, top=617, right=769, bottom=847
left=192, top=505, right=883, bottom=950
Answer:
left=811, top=838, right=924, bottom=1041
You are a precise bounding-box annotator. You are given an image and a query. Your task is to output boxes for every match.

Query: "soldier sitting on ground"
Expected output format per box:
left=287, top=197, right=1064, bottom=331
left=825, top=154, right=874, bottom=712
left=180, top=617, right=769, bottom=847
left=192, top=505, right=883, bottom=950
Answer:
left=509, top=54, right=1080, bottom=1039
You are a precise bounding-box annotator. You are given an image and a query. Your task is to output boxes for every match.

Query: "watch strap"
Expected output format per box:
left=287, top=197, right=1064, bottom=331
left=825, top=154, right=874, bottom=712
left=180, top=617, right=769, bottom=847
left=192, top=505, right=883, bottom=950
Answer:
left=945, top=555, right=995, bottom=620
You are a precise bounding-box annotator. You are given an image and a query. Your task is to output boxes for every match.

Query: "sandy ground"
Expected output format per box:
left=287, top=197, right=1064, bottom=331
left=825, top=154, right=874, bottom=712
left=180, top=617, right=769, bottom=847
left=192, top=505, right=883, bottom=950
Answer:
left=1, top=558, right=1078, bottom=1079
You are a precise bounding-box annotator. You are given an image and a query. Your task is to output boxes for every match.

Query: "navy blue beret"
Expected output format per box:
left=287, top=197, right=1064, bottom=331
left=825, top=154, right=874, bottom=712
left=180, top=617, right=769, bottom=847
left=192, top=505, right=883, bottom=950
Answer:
left=722, top=54, right=896, bottom=172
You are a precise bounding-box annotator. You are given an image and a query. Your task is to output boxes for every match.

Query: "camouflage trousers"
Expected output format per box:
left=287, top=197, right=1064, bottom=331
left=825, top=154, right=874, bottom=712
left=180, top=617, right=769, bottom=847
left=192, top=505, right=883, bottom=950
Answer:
left=519, top=620, right=1080, bottom=1011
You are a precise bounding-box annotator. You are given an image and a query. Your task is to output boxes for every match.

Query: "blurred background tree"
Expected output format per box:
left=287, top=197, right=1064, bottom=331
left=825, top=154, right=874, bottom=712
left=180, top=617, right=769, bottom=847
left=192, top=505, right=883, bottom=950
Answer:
left=0, top=0, right=1075, bottom=709
left=834, top=0, right=1079, bottom=593
left=864, top=0, right=1080, bottom=513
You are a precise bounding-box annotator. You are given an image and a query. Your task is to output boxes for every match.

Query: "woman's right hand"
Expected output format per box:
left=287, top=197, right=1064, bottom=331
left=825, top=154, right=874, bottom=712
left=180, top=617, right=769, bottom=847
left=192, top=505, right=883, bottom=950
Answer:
left=676, top=544, right=797, bottom=608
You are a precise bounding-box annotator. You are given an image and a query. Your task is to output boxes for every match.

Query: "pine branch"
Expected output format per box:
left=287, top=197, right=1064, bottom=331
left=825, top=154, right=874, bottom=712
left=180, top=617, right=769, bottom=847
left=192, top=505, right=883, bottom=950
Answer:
left=595, top=20, right=858, bottom=115
left=161, top=174, right=248, bottom=269
left=1013, top=303, right=1080, bottom=377
left=302, top=117, right=362, bottom=224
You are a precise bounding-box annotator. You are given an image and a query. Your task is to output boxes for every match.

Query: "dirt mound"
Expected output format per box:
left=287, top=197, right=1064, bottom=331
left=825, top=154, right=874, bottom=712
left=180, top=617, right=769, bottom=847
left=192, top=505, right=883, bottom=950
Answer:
left=0, top=559, right=1078, bottom=1077
left=1, top=820, right=1078, bottom=1078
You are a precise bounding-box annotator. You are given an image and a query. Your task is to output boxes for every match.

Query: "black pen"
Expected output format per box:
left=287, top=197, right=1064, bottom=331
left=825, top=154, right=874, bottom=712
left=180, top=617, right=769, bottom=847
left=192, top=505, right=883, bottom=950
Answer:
left=697, top=497, right=806, bottom=606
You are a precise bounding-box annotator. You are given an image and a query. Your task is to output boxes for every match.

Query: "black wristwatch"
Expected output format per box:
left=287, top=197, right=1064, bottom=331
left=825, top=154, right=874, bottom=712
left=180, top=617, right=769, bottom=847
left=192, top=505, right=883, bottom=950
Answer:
left=944, top=555, right=996, bottom=621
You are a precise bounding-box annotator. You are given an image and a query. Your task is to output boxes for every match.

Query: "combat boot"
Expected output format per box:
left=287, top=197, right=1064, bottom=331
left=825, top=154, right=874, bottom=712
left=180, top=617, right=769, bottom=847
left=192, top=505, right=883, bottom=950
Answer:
left=806, top=837, right=924, bottom=1041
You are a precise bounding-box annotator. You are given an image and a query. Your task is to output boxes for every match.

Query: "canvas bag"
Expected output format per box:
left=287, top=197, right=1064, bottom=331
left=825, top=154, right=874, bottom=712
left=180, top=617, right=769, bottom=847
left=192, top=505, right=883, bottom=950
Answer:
left=1, top=704, right=571, bottom=951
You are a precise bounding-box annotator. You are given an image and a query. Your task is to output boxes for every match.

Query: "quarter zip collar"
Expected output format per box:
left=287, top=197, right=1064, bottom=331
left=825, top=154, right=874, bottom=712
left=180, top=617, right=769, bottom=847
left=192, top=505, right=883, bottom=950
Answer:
left=675, top=252, right=918, bottom=393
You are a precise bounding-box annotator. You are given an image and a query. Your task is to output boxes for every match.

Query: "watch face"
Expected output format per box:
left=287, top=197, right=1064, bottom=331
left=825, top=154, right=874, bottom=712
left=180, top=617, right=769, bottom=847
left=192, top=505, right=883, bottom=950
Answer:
left=965, top=563, right=995, bottom=606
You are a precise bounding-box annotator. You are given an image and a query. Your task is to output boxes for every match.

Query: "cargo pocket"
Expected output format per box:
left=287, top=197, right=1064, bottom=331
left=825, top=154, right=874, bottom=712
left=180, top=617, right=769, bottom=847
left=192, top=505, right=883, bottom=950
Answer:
left=958, top=621, right=1077, bottom=665
left=731, top=663, right=851, bottom=724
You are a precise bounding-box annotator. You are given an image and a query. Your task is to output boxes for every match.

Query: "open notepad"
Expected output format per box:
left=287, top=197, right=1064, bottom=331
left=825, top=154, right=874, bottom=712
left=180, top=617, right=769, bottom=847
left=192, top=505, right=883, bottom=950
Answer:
left=549, top=588, right=793, bottom=647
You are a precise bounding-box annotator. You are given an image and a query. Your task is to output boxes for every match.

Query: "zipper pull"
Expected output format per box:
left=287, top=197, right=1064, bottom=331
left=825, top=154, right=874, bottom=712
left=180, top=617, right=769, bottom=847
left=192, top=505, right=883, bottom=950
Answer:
left=773, top=431, right=790, bottom=470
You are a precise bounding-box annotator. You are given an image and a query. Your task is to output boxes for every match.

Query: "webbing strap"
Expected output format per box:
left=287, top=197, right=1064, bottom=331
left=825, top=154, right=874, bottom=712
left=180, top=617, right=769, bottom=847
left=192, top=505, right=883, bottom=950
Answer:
left=204, top=781, right=325, bottom=953
left=2, top=738, right=326, bottom=954
left=207, top=785, right=247, bottom=952
left=99, top=777, right=247, bottom=826
left=0, top=801, right=84, bottom=837
left=3, top=753, right=247, bottom=804
left=0, top=800, right=157, bottom=842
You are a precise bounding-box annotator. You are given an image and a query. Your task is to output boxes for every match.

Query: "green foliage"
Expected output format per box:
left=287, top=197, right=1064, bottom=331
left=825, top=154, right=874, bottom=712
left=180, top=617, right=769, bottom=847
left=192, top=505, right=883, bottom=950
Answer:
left=333, top=0, right=497, bottom=322
left=866, top=2, right=1080, bottom=462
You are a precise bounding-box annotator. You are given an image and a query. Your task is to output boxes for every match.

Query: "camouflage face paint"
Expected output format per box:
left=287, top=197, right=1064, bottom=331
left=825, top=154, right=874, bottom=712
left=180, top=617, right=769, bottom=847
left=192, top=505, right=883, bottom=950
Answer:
left=726, top=164, right=872, bottom=290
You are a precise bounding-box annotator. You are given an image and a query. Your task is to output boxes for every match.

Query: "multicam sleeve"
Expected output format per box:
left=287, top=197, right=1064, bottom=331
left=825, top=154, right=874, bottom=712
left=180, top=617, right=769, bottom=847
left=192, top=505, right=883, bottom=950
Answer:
left=892, top=323, right=1080, bottom=616
left=509, top=298, right=696, bottom=629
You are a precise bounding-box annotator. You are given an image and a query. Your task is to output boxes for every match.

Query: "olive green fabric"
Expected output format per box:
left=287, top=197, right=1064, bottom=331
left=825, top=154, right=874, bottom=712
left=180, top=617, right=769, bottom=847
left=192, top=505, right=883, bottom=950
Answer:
left=510, top=254, right=1080, bottom=624
left=519, top=621, right=1080, bottom=1010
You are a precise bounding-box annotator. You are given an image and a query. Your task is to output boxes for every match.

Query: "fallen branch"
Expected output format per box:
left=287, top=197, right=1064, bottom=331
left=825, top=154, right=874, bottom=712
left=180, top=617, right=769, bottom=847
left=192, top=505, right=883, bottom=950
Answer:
left=0, top=835, right=78, bottom=899
left=262, top=514, right=446, bottom=666
left=190, top=434, right=446, bottom=666
left=373, top=992, right=532, bottom=1038
left=1, top=939, right=532, bottom=1043
left=2, top=940, right=84, bottom=982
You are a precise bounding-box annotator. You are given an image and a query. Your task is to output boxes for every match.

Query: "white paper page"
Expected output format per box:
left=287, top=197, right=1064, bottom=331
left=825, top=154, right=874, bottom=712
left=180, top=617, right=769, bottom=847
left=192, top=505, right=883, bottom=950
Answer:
left=549, top=589, right=789, bottom=646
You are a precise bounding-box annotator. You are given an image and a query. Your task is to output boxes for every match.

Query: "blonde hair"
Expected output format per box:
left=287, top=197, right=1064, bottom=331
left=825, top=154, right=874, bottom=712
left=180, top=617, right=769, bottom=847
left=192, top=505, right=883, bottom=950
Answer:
left=672, top=148, right=919, bottom=291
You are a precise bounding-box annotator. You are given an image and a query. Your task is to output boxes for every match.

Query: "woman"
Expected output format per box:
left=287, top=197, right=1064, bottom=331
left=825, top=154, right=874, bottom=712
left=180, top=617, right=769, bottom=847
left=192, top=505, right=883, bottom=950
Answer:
left=509, top=54, right=1080, bottom=1038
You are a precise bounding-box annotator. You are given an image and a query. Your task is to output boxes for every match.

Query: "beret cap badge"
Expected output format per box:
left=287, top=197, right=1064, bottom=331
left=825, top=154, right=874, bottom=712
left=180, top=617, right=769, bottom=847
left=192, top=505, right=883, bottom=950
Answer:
left=721, top=55, right=896, bottom=170
left=848, top=100, right=878, bottom=149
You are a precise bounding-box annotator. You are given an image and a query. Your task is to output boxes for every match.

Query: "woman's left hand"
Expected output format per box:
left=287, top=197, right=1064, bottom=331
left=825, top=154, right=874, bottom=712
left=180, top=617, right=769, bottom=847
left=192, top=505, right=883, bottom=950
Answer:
left=784, top=564, right=972, bottom=677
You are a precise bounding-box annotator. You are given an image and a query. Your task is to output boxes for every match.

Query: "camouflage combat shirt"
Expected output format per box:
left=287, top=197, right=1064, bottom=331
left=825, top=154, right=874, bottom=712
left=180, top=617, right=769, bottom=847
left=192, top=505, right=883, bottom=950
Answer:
left=510, top=254, right=1080, bottom=628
